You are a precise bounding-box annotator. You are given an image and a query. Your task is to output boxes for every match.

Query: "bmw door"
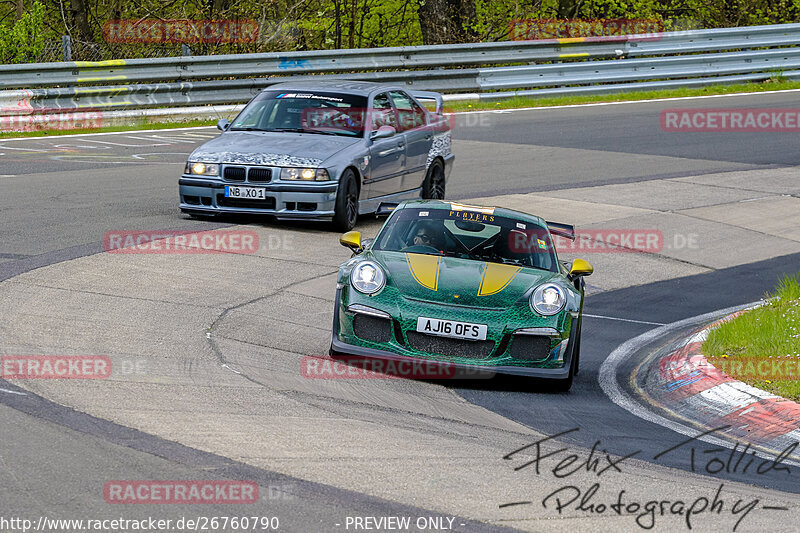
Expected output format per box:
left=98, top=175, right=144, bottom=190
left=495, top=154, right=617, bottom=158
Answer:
left=390, top=90, right=431, bottom=192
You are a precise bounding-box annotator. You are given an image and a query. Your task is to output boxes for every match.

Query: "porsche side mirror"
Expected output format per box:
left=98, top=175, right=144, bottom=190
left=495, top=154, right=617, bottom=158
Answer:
left=568, top=259, right=593, bottom=278
left=217, top=119, right=231, bottom=132
left=340, top=231, right=363, bottom=254
left=370, top=125, right=396, bottom=140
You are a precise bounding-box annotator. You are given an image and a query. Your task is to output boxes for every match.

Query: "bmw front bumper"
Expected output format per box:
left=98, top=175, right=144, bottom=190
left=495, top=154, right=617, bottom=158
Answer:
left=179, top=176, right=339, bottom=219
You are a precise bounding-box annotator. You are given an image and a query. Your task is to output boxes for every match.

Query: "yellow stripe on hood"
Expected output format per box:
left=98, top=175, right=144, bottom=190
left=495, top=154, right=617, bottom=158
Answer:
left=478, top=263, right=522, bottom=296
left=405, top=253, right=440, bottom=291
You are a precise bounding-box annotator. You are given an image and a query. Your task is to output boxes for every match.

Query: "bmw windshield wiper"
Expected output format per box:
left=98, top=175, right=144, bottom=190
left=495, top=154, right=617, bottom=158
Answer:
left=305, top=128, right=359, bottom=137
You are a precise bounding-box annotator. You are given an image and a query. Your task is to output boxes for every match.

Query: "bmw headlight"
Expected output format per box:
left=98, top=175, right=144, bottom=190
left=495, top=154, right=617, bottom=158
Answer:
left=186, top=162, right=220, bottom=177
left=281, top=167, right=330, bottom=181
left=351, top=261, right=386, bottom=294
left=530, top=283, right=566, bottom=316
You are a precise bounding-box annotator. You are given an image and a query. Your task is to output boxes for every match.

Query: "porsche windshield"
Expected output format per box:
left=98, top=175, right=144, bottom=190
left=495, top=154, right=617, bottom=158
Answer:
left=373, top=207, right=558, bottom=272
left=229, top=90, right=367, bottom=137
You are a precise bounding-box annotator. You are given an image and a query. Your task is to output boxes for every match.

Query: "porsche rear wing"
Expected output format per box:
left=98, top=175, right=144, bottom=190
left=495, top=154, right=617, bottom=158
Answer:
left=546, top=221, right=575, bottom=241
left=376, top=202, right=399, bottom=216
left=409, top=91, right=444, bottom=115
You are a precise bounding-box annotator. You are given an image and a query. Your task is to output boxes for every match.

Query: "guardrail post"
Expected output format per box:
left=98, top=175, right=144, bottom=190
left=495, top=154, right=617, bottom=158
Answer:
left=62, top=35, right=72, bottom=62
left=182, top=44, right=192, bottom=56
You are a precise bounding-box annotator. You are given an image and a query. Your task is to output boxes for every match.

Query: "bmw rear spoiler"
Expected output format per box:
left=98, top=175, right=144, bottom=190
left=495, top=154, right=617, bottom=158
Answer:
left=546, top=221, right=575, bottom=241
left=409, top=91, right=444, bottom=114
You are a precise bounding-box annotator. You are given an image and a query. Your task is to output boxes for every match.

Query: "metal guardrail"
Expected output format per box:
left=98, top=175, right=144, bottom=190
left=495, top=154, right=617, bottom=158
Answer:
left=479, top=47, right=800, bottom=90
left=2, top=23, right=800, bottom=127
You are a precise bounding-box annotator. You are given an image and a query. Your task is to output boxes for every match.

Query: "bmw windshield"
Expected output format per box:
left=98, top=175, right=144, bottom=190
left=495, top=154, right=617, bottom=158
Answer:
left=229, top=90, right=367, bottom=137
left=373, top=207, right=559, bottom=272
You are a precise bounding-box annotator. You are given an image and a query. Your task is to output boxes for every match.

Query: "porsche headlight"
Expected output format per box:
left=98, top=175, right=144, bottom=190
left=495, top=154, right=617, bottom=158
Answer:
left=281, top=167, right=330, bottom=181
left=351, top=261, right=386, bottom=294
left=186, top=162, right=220, bottom=177
left=530, top=283, right=566, bottom=316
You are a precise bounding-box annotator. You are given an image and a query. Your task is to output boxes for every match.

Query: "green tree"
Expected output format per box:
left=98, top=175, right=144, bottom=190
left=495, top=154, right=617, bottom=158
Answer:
left=0, top=1, right=45, bottom=64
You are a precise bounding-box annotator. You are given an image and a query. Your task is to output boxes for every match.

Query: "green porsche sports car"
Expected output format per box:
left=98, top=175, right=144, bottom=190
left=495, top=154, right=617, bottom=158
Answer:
left=330, top=200, right=593, bottom=390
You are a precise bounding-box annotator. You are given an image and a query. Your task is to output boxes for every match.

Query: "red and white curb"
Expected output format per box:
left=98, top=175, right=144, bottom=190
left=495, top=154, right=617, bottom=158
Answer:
left=600, top=303, right=800, bottom=464
left=656, top=312, right=800, bottom=450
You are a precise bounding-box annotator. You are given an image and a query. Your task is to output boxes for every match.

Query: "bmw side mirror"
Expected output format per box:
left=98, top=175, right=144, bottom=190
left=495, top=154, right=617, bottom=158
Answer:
left=217, top=119, right=231, bottom=132
left=370, top=125, right=396, bottom=140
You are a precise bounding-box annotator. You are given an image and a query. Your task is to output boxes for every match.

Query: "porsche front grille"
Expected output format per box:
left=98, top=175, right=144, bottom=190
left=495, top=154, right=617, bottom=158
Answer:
left=406, top=331, right=494, bottom=359
left=509, top=334, right=552, bottom=362
left=353, top=315, right=392, bottom=343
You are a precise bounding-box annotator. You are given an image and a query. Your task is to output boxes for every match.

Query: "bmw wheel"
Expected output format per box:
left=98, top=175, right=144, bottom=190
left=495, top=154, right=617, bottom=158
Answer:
left=422, top=160, right=445, bottom=200
left=333, top=169, right=359, bottom=232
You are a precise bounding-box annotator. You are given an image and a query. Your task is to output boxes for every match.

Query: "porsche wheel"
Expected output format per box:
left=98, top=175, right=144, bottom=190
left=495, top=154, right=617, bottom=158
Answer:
left=553, top=325, right=580, bottom=392
left=553, top=357, right=575, bottom=392
left=572, top=316, right=582, bottom=376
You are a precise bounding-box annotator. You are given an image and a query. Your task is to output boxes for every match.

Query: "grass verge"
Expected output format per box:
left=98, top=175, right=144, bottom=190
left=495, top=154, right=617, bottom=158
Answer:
left=704, top=273, right=800, bottom=401
left=443, top=78, right=800, bottom=112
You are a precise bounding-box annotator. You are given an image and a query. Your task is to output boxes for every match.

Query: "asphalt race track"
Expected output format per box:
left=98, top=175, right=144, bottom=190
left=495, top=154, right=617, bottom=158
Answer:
left=1, top=91, right=800, bottom=532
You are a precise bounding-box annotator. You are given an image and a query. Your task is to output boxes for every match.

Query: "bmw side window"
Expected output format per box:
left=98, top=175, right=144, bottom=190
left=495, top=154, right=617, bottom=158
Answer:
left=390, top=91, right=426, bottom=131
left=372, top=93, right=397, bottom=130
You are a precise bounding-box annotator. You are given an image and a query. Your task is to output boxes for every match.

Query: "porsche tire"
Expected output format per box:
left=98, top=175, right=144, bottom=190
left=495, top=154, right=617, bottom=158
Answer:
left=553, top=325, right=580, bottom=392
left=572, top=316, right=582, bottom=376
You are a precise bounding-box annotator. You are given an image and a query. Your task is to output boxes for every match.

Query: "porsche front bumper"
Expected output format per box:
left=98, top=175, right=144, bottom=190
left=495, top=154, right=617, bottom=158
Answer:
left=331, top=288, right=577, bottom=379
